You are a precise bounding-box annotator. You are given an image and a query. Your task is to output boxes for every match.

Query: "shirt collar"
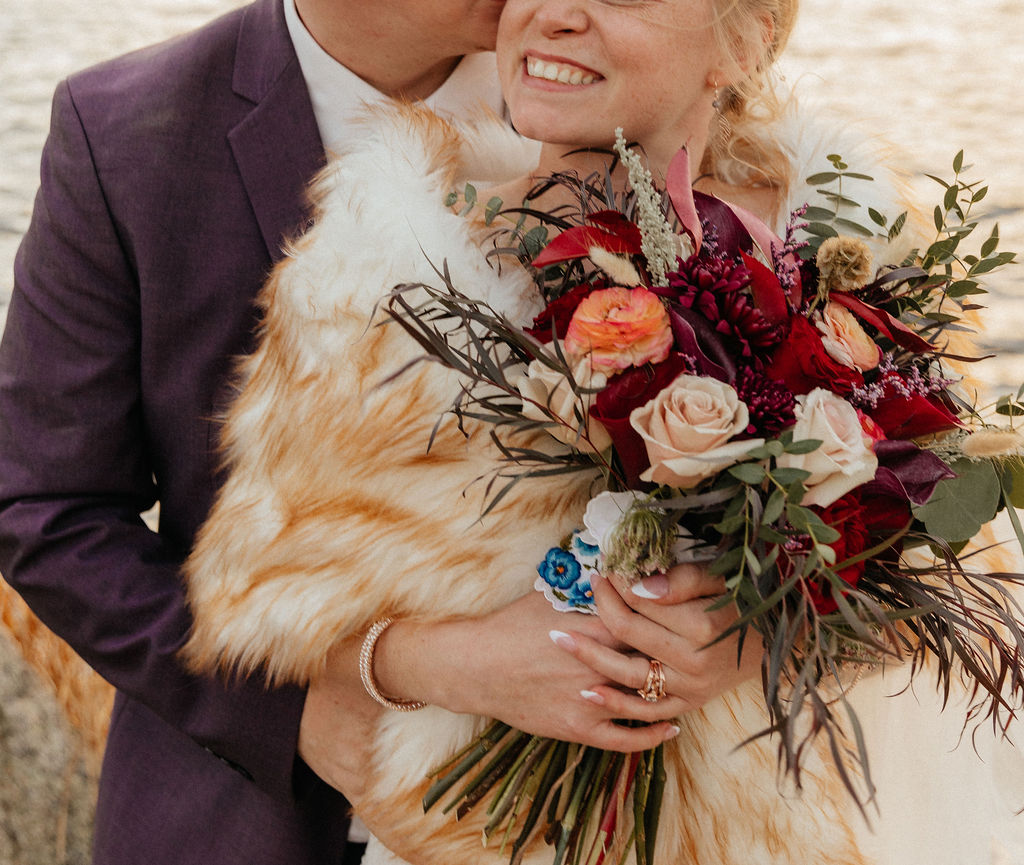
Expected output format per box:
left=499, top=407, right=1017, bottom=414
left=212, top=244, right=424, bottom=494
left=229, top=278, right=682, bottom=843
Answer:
left=284, top=0, right=504, bottom=157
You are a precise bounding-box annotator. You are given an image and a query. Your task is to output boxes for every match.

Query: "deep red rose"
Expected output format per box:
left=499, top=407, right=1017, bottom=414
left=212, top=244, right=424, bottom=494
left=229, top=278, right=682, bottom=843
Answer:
left=781, top=492, right=870, bottom=614
left=525, top=280, right=604, bottom=344
left=591, top=352, right=692, bottom=487
left=860, top=492, right=912, bottom=538
left=865, top=373, right=961, bottom=439
left=766, top=314, right=864, bottom=395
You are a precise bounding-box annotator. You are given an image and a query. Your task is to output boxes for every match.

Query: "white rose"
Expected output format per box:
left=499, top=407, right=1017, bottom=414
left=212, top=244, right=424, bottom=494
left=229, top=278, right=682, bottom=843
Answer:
left=582, top=490, right=708, bottom=563
left=778, top=388, right=878, bottom=507
left=516, top=349, right=612, bottom=452
left=630, top=375, right=763, bottom=488
left=581, top=491, right=640, bottom=552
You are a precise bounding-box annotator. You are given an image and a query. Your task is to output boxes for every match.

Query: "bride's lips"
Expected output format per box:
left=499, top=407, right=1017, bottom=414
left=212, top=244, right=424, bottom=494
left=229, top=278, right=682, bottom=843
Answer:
left=522, top=53, right=603, bottom=87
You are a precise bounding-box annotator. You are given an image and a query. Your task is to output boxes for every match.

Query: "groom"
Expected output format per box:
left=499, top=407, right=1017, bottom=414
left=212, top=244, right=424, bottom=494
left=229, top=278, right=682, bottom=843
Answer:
left=0, top=2, right=509, bottom=863
left=0, top=1, right=754, bottom=863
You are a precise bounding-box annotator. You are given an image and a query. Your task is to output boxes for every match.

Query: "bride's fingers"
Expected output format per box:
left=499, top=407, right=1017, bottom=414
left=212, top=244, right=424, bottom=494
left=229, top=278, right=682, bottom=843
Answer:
left=586, top=716, right=681, bottom=753
left=554, top=628, right=710, bottom=713
left=580, top=684, right=689, bottom=721
left=624, top=564, right=726, bottom=605
left=595, top=573, right=735, bottom=663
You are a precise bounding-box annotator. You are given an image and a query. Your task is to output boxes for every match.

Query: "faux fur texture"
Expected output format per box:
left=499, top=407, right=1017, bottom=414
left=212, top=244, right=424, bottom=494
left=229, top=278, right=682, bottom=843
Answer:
left=181, top=105, right=1020, bottom=864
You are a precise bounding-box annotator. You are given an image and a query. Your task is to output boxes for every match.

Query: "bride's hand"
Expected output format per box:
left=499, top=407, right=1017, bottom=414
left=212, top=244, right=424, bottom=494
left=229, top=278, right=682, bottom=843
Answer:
left=551, top=564, right=762, bottom=712
left=373, top=592, right=683, bottom=752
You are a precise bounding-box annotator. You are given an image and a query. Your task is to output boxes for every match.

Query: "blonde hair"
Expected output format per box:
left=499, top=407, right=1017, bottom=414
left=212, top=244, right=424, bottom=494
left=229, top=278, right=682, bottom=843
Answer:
left=703, top=0, right=800, bottom=194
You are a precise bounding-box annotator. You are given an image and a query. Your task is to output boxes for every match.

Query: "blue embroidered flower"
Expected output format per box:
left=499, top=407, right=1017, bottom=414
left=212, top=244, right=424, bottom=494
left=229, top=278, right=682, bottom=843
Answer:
left=564, top=580, right=595, bottom=610
left=538, top=548, right=581, bottom=590
left=572, top=533, right=601, bottom=559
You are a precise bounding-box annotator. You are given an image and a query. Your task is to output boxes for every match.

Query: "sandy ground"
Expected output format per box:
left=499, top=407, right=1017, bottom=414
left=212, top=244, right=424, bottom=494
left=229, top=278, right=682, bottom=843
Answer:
left=0, top=634, right=96, bottom=864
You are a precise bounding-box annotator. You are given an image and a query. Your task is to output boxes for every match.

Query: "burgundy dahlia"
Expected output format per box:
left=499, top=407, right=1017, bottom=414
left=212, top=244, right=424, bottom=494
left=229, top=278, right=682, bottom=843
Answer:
left=665, top=255, right=785, bottom=359
left=735, top=366, right=796, bottom=438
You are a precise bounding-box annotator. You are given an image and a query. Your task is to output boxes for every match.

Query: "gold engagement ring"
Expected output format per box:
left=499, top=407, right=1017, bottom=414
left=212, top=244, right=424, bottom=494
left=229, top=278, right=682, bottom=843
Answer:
left=637, top=658, right=666, bottom=703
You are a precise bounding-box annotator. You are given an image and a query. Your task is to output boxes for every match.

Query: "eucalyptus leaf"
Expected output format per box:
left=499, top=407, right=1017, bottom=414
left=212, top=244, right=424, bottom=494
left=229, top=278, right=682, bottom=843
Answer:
left=819, top=192, right=862, bottom=209
left=802, top=206, right=837, bottom=222
left=981, top=224, right=1000, bottom=258
left=833, top=217, right=875, bottom=238
left=888, top=212, right=908, bottom=241
left=729, top=462, right=767, bottom=484
left=762, top=488, right=786, bottom=525
left=484, top=196, right=503, bottom=226
left=912, top=458, right=1000, bottom=542
left=1000, top=461, right=1024, bottom=510
left=806, top=171, right=841, bottom=185
left=803, top=222, right=840, bottom=239
left=783, top=438, right=823, bottom=455
left=772, top=467, right=812, bottom=486
left=744, top=440, right=785, bottom=460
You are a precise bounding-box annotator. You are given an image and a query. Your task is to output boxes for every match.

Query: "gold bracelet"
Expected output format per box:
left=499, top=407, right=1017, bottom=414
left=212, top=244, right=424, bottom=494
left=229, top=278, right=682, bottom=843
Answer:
left=358, top=617, right=426, bottom=712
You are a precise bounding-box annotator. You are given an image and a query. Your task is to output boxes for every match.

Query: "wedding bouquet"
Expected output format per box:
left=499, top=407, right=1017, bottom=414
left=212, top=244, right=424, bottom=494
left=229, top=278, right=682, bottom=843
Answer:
left=385, top=133, right=1024, bottom=865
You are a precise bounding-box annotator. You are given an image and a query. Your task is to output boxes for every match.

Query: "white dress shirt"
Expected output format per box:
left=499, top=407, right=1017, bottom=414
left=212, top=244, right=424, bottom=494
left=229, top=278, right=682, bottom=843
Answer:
left=283, top=0, right=505, bottom=157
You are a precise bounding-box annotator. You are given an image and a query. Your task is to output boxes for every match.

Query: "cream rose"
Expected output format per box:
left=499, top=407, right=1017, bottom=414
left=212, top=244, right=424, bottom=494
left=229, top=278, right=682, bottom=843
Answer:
left=516, top=351, right=612, bottom=452
left=816, top=302, right=881, bottom=372
left=630, top=375, right=763, bottom=488
left=778, top=388, right=879, bottom=507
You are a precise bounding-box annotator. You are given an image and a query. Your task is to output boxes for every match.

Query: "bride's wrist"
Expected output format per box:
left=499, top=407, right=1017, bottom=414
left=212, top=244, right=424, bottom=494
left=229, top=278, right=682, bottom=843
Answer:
left=373, top=617, right=483, bottom=715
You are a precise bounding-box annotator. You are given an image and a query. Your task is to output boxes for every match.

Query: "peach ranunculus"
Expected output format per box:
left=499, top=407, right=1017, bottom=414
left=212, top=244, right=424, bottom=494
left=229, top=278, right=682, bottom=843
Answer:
left=815, top=302, right=881, bottom=373
left=564, top=286, right=672, bottom=376
left=777, top=388, right=879, bottom=508
left=630, top=375, right=763, bottom=488
left=516, top=350, right=612, bottom=452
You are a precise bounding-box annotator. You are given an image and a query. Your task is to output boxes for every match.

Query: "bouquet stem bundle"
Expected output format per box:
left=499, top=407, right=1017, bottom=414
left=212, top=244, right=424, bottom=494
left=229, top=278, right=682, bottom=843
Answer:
left=424, top=721, right=665, bottom=865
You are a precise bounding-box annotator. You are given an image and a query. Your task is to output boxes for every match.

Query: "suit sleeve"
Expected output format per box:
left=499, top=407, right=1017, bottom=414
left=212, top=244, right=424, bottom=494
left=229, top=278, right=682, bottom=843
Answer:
left=0, top=79, right=306, bottom=803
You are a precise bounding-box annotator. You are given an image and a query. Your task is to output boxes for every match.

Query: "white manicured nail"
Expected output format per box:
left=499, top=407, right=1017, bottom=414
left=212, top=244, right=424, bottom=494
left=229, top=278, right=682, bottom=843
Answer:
left=549, top=629, right=576, bottom=651
left=580, top=690, right=605, bottom=705
left=631, top=574, right=668, bottom=599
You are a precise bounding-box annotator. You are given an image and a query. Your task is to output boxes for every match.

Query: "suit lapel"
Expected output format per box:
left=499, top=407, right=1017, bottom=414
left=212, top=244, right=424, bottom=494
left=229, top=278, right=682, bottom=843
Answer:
left=228, top=0, right=325, bottom=261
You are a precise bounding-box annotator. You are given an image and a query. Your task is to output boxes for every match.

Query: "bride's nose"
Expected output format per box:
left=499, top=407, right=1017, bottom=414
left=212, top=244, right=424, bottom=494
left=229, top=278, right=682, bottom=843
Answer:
left=533, top=0, right=591, bottom=36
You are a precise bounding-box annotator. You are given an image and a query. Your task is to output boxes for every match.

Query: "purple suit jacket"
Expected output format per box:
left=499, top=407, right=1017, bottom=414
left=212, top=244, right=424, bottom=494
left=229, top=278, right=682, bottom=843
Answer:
left=0, top=1, right=355, bottom=861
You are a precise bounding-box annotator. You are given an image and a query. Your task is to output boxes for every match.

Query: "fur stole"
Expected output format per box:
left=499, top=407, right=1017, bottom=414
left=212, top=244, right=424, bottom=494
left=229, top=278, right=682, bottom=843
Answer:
left=181, top=105, right=1004, bottom=865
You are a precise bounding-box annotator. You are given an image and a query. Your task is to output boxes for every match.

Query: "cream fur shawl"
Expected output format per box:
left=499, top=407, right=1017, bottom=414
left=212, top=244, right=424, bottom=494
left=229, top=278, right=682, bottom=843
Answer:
left=181, top=106, right=1021, bottom=865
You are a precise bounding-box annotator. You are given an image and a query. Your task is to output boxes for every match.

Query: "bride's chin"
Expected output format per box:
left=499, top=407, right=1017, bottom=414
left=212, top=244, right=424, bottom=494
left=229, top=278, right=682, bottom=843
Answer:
left=509, top=117, right=607, bottom=151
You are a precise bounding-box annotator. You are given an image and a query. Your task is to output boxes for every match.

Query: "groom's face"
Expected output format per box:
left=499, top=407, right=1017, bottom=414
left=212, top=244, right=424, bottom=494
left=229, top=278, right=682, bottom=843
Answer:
left=375, top=0, right=508, bottom=54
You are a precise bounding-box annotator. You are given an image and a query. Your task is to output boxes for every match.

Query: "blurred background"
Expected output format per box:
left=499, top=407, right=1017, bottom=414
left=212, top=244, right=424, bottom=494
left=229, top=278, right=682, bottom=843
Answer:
left=0, top=0, right=1022, bottom=861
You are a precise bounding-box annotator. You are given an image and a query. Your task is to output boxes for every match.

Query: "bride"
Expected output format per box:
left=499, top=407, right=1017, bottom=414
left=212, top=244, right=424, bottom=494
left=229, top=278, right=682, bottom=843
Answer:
left=182, top=0, right=1024, bottom=862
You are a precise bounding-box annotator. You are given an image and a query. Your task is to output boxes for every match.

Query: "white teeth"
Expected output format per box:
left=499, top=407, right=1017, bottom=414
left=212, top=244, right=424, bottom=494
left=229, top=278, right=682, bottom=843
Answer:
left=526, top=57, right=597, bottom=86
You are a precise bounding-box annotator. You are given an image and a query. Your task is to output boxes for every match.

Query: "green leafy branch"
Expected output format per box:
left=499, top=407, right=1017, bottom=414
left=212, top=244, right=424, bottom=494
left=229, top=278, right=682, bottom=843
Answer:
left=799, top=153, right=907, bottom=260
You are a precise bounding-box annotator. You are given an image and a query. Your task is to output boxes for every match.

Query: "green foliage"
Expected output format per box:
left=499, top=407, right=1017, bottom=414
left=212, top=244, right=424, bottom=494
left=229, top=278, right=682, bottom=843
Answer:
left=800, top=153, right=903, bottom=259
left=912, top=457, right=1001, bottom=542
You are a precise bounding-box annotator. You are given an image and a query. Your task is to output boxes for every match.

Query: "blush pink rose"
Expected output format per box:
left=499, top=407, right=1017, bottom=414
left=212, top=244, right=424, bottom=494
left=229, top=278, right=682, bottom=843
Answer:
left=564, top=287, right=673, bottom=376
left=516, top=351, right=612, bottom=453
left=777, top=388, right=879, bottom=508
left=815, top=302, right=881, bottom=372
left=630, top=375, right=763, bottom=488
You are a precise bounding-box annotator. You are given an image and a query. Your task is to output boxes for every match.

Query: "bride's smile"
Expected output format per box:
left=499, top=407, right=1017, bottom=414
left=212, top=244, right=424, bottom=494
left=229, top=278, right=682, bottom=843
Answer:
left=497, top=0, right=742, bottom=178
left=523, top=54, right=602, bottom=86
